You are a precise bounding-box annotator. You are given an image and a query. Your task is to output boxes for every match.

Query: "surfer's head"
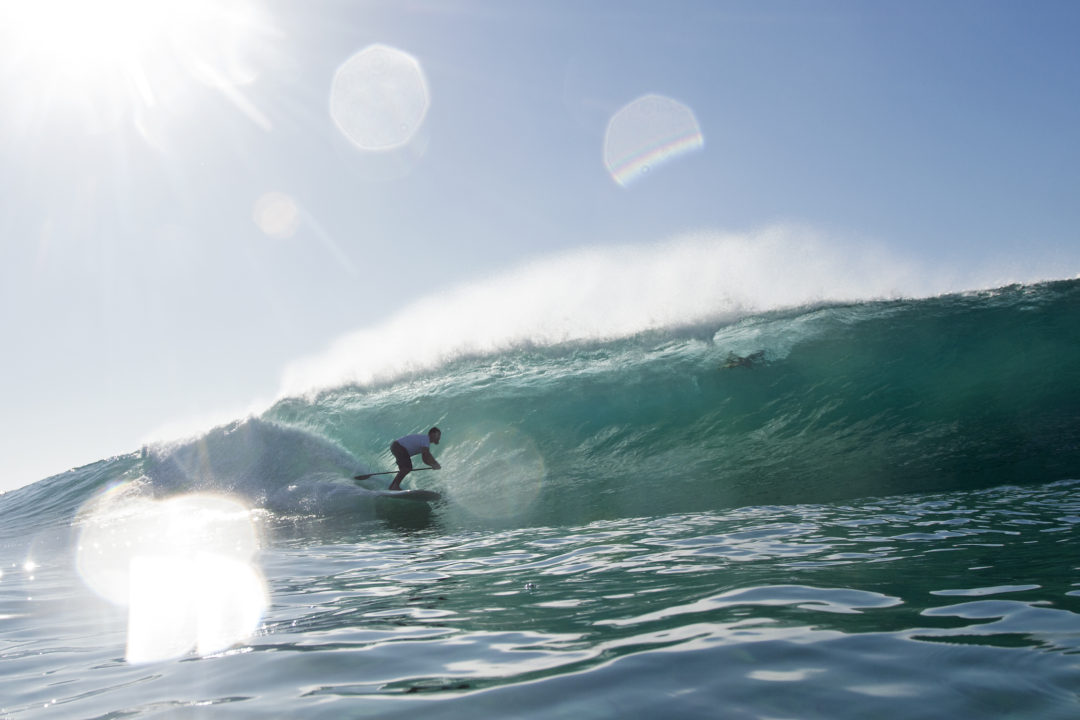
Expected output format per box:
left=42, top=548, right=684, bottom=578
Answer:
left=428, top=427, right=441, bottom=444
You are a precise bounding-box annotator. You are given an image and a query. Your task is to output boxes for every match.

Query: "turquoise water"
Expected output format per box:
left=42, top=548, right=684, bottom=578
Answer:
left=2, top=280, right=1079, bottom=718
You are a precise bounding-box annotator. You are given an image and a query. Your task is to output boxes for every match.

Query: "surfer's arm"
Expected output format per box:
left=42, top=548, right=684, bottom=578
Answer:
left=421, top=448, right=441, bottom=469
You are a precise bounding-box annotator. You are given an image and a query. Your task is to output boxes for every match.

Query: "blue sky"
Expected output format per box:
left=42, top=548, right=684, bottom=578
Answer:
left=1, top=0, right=1078, bottom=492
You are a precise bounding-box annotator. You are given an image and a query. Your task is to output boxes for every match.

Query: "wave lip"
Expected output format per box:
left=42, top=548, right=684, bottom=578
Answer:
left=279, top=228, right=961, bottom=397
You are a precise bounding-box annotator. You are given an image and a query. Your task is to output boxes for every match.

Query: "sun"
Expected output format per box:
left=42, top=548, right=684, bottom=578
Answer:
left=0, top=0, right=272, bottom=128
left=7, top=0, right=173, bottom=73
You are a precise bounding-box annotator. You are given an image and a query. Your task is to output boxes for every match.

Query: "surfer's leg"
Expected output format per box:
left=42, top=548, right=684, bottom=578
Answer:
left=388, top=468, right=409, bottom=491
left=388, top=441, right=413, bottom=490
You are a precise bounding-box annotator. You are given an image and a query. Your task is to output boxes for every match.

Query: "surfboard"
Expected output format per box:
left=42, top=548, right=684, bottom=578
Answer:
left=372, top=489, right=442, bottom=502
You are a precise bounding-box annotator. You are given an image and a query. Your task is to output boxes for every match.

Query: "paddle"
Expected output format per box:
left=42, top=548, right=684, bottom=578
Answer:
left=353, top=467, right=436, bottom=481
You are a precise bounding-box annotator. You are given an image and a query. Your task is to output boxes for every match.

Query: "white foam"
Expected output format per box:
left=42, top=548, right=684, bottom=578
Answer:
left=277, top=226, right=1062, bottom=397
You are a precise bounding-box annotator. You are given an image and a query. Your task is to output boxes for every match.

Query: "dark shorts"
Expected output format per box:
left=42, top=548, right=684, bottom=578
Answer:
left=390, top=441, right=413, bottom=472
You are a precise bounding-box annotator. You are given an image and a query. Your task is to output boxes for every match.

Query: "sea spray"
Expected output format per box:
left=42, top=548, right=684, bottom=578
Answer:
left=278, top=228, right=949, bottom=397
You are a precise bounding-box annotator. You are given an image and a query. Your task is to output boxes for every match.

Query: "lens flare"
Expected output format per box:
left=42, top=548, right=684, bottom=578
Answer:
left=603, top=94, right=705, bottom=187
left=447, top=427, right=546, bottom=520
left=75, top=483, right=267, bottom=663
left=253, top=191, right=301, bottom=239
left=330, top=44, right=431, bottom=151
left=0, top=0, right=274, bottom=133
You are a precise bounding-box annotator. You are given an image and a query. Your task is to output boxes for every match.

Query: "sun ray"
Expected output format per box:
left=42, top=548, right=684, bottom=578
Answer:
left=0, top=0, right=276, bottom=133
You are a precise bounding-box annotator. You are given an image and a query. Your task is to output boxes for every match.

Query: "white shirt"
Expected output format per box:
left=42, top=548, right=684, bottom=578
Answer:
left=397, top=433, right=430, bottom=456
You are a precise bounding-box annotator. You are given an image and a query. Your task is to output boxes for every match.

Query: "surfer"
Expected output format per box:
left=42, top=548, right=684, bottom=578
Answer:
left=722, top=350, right=765, bottom=369
left=388, top=427, right=442, bottom=490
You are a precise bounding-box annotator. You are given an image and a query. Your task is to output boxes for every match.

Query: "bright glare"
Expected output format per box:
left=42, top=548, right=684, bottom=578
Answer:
left=126, top=551, right=267, bottom=663
left=5, top=0, right=176, bottom=72
left=75, top=486, right=268, bottom=664
left=0, top=0, right=270, bottom=124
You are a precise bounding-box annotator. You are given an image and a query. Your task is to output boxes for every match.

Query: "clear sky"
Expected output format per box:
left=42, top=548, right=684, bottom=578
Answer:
left=1, top=0, right=1078, bottom=493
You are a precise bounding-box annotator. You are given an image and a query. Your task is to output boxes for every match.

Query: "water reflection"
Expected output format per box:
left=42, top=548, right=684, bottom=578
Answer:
left=74, top=484, right=268, bottom=663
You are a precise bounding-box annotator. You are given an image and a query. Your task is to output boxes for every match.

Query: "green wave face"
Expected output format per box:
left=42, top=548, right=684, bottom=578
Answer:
left=262, top=279, right=1080, bottom=527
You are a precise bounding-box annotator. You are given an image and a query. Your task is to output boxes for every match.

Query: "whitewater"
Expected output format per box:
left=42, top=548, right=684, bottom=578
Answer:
left=1, top=232, right=1079, bottom=718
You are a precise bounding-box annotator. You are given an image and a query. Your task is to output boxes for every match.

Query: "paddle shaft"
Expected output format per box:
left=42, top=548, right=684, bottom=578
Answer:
left=353, top=466, right=435, bottom=481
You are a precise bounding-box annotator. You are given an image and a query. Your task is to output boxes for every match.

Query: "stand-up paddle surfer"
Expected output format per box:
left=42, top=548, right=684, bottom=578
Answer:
left=388, top=427, right=442, bottom=490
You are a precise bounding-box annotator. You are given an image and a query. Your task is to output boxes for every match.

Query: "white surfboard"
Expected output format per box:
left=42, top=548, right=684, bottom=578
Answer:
left=371, top=489, right=441, bottom=502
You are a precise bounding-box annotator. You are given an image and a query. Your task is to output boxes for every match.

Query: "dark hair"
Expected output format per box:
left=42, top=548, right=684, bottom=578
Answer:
left=429, top=427, right=441, bottom=436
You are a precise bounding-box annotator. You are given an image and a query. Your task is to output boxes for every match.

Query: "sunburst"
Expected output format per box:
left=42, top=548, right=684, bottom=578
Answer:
left=0, top=0, right=275, bottom=133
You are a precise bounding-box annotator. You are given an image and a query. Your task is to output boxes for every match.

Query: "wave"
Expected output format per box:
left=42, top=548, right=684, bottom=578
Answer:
left=260, top=277, right=1080, bottom=526
left=279, top=228, right=1039, bottom=397
left=4, top=269, right=1079, bottom=533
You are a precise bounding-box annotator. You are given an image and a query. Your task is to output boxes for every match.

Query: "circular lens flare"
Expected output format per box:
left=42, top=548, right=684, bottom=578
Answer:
left=330, top=44, right=431, bottom=151
left=253, top=191, right=301, bottom=239
left=447, top=427, right=546, bottom=520
left=603, top=94, right=705, bottom=187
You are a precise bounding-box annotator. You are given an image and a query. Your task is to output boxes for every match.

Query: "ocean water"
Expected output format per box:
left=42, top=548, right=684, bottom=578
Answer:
left=2, top=279, right=1079, bottom=718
